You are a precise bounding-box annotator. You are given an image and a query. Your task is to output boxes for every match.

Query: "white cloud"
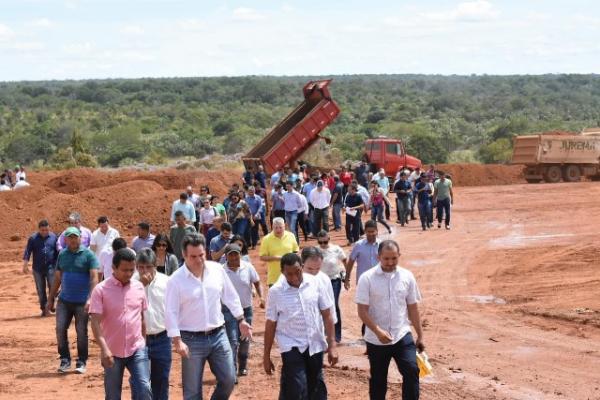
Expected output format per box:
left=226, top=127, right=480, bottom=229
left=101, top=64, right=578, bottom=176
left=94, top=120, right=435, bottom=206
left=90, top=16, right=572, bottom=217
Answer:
left=11, top=41, right=45, bottom=51
left=0, top=23, right=15, bottom=41
left=422, top=0, right=499, bottom=22
left=62, top=42, right=93, bottom=55
left=120, top=25, right=145, bottom=35
left=26, top=18, right=56, bottom=28
left=232, top=7, right=266, bottom=22
left=177, top=18, right=205, bottom=31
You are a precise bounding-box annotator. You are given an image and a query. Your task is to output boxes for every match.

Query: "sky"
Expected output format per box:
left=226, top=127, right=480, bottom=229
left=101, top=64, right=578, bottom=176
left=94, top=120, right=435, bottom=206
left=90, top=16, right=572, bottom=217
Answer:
left=0, top=0, right=599, bottom=81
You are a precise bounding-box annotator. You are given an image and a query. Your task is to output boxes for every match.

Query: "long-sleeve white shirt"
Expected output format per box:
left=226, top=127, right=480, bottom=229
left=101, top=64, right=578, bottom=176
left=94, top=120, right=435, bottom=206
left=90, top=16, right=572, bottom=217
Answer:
left=309, top=188, right=332, bottom=209
left=142, top=272, right=169, bottom=335
left=165, top=261, right=243, bottom=337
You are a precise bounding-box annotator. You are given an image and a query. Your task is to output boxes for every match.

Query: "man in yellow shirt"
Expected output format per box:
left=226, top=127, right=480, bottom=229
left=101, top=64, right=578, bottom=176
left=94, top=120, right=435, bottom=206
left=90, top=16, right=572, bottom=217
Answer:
left=259, top=218, right=299, bottom=286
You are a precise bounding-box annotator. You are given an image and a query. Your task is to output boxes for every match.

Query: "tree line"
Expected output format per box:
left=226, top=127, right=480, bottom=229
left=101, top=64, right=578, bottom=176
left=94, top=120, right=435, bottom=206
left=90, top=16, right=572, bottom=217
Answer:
left=1, top=74, right=599, bottom=169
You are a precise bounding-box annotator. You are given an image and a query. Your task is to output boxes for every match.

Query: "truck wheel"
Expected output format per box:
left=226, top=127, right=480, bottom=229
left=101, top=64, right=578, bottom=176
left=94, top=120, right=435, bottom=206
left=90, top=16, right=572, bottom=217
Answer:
left=543, top=166, right=562, bottom=183
left=525, top=178, right=542, bottom=183
left=562, top=165, right=581, bottom=182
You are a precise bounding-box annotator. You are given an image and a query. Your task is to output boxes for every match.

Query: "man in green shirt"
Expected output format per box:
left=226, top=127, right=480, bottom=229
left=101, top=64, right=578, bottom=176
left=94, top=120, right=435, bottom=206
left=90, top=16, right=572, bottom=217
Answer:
left=169, top=210, right=197, bottom=264
left=433, top=172, right=454, bottom=230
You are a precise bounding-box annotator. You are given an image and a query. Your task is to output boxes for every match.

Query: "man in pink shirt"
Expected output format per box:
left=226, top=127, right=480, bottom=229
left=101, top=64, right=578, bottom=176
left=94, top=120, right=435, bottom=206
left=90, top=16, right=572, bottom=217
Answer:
left=90, top=248, right=152, bottom=400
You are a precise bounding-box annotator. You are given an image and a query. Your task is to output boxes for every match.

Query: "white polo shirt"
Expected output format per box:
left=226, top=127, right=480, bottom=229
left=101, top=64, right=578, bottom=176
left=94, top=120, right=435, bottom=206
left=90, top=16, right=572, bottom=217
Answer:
left=355, top=264, right=421, bottom=346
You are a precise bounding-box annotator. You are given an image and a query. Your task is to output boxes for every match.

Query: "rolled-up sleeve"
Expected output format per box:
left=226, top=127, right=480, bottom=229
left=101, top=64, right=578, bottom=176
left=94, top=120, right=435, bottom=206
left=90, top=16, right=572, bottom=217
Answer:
left=165, top=279, right=181, bottom=337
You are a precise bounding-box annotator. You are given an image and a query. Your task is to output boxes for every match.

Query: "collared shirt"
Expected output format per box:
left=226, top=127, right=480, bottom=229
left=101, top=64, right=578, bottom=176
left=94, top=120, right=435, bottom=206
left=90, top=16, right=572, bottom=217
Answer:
left=171, top=200, right=196, bottom=223
left=165, top=262, right=243, bottom=337
left=259, top=231, right=299, bottom=285
left=355, top=264, right=421, bottom=346
left=393, top=179, right=412, bottom=199
left=270, top=171, right=281, bottom=186
left=188, top=193, right=201, bottom=208
left=315, top=271, right=338, bottom=324
left=309, top=188, right=332, bottom=210
left=298, top=193, right=309, bottom=214
left=23, top=232, right=57, bottom=273
left=199, top=207, right=217, bottom=225
left=266, top=273, right=333, bottom=355
left=224, top=260, right=260, bottom=308
left=349, top=238, right=380, bottom=283
left=141, top=272, right=169, bottom=335
left=99, top=247, right=114, bottom=280
left=90, top=226, right=120, bottom=257
left=57, top=226, right=92, bottom=251
left=283, top=190, right=303, bottom=212
left=244, top=194, right=263, bottom=217
left=357, top=185, right=370, bottom=207
left=301, top=182, right=316, bottom=201
left=271, top=190, right=286, bottom=211
left=56, top=245, right=99, bottom=303
left=89, top=276, right=147, bottom=358
left=320, top=244, right=346, bottom=280
left=131, top=233, right=156, bottom=253
left=169, top=224, right=197, bottom=262
left=209, top=234, right=229, bottom=255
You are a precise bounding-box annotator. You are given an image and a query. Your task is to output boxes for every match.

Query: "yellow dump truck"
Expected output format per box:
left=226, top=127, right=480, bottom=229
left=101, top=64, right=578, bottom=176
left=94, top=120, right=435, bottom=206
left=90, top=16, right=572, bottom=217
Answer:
left=511, top=128, right=600, bottom=183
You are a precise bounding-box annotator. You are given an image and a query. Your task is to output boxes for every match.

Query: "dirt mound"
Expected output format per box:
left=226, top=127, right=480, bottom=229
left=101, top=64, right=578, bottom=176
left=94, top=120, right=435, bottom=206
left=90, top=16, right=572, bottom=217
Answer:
left=437, top=163, right=525, bottom=186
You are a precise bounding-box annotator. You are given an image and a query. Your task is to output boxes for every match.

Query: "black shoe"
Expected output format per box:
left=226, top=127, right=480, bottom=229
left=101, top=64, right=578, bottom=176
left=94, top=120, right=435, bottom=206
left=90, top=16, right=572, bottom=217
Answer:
left=239, top=368, right=248, bottom=376
left=74, top=361, right=86, bottom=374
left=422, top=226, right=427, bottom=231
left=438, top=223, right=442, bottom=229
left=57, top=359, right=71, bottom=373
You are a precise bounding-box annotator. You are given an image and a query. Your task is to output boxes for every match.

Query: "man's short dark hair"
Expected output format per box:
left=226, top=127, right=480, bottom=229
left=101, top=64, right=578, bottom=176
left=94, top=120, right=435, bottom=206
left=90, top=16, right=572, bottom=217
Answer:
left=182, top=233, right=206, bottom=254
left=301, top=246, right=323, bottom=263
left=364, top=220, right=378, bottom=230
left=378, top=240, right=400, bottom=255
left=136, top=248, right=156, bottom=267
left=280, top=252, right=302, bottom=271
left=112, top=237, right=128, bottom=252
left=221, top=222, right=232, bottom=232
left=316, top=230, right=328, bottom=239
left=97, top=216, right=109, bottom=224
left=174, top=210, right=184, bottom=218
left=38, top=219, right=50, bottom=228
left=138, top=221, right=150, bottom=231
left=113, top=248, right=136, bottom=268
left=180, top=192, right=188, bottom=200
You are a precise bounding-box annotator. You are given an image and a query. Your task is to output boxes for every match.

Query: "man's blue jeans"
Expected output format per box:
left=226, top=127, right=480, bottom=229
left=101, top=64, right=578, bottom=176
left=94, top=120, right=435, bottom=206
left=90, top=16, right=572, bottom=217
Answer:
left=33, top=267, right=54, bottom=311
left=279, top=348, right=327, bottom=400
left=56, top=299, right=88, bottom=364
left=105, top=346, right=152, bottom=400
left=332, top=203, right=342, bottom=230
left=285, top=210, right=298, bottom=241
left=418, top=200, right=432, bottom=229
left=331, top=278, right=342, bottom=342
left=366, top=333, right=419, bottom=400
left=223, top=306, right=253, bottom=373
left=396, top=197, right=410, bottom=225
left=146, top=332, right=172, bottom=400
left=180, top=328, right=235, bottom=400
left=436, top=197, right=451, bottom=226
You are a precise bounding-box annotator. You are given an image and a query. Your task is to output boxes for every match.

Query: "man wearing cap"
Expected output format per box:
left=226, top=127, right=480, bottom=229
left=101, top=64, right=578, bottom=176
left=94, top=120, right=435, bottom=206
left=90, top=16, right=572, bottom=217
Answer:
left=47, top=226, right=99, bottom=374
left=309, top=180, right=332, bottom=235
left=222, top=244, right=264, bottom=378
left=131, top=222, right=156, bottom=253
left=170, top=192, right=196, bottom=225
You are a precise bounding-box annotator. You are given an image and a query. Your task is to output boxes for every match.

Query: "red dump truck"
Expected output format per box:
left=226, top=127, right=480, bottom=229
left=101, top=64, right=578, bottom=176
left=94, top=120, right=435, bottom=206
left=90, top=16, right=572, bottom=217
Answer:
left=242, top=80, right=341, bottom=174
left=364, top=136, right=422, bottom=176
left=511, top=128, right=600, bottom=183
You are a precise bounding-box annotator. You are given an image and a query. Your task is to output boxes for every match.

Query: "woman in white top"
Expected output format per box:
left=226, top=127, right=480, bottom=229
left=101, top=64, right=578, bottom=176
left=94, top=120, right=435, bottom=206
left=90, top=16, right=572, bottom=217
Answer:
left=199, top=199, right=218, bottom=236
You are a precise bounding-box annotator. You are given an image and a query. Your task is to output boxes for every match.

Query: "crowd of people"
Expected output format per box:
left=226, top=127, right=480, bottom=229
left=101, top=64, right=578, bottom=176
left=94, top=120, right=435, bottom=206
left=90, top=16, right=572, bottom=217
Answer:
left=19, top=162, right=454, bottom=400
left=1, top=165, right=30, bottom=190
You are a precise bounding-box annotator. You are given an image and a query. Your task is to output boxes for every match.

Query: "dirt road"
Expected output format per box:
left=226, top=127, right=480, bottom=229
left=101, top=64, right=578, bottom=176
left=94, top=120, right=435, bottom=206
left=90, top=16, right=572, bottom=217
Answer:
left=1, top=175, right=599, bottom=399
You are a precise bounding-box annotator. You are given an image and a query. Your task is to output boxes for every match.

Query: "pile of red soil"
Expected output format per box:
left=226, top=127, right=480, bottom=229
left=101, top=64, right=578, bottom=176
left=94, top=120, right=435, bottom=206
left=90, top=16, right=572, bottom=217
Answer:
left=437, top=163, right=525, bottom=186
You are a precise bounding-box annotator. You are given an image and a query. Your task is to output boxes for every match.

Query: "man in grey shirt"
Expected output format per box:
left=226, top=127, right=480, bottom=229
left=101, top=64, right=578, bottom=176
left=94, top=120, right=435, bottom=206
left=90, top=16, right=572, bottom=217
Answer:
left=131, top=222, right=155, bottom=253
left=169, top=211, right=196, bottom=264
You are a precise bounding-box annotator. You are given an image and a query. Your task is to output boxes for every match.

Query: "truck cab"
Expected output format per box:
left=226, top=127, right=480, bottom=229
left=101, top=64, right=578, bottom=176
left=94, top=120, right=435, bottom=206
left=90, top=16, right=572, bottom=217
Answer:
left=364, top=137, right=422, bottom=177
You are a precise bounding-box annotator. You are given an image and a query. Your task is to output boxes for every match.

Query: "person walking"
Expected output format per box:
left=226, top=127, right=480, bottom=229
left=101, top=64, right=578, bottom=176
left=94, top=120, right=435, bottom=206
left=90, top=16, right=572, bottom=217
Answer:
left=56, top=212, right=93, bottom=251
left=198, top=198, right=218, bottom=237
left=344, top=220, right=380, bottom=291
left=263, top=253, right=338, bottom=400
left=270, top=183, right=286, bottom=223
left=170, top=193, right=196, bottom=226
left=131, top=222, right=156, bottom=253
left=151, top=234, right=179, bottom=276
left=355, top=240, right=424, bottom=400
left=415, top=174, right=433, bottom=231
left=330, top=176, right=344, bottom=231
left=343, top=184, right=364, bottom=245
left=136, top=248, right=172, bottom=400
left=165, top=234, right=252, bottom=400
left=408, top=167, right=421, bottom=220
left=90, top=248, right=152, bottom=400
left=316, top=231, right=347, bottom=343
left=99, top=238, right=128, bottom=281
left=47, top=226, right=99, bottom=374
left=222, top=244, right=264, bottom=378
left=433, top=171, right=454, bottom=230
left=244, top=186, right=264, bottom=249
left=259, top=217, right=299, bottom=287
left=283, top=181, right=303, bottom=243
left=169, top=211, right=197, bottom=265
left=309, top=180, right=331, bottom=235
left=393, top=172, right=412, bottom=227
left=90, top=216, right=120, bottom=258
left=209, top=222, right=233, bottom=262
left=22, top=219, right=57, bottom=316
left=369, top=181, right=392, bottom=234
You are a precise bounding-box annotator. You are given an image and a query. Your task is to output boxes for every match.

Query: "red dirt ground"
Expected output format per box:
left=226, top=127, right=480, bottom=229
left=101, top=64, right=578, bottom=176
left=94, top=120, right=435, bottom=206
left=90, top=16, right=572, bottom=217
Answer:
left=2, top=165, right=600, bottom=399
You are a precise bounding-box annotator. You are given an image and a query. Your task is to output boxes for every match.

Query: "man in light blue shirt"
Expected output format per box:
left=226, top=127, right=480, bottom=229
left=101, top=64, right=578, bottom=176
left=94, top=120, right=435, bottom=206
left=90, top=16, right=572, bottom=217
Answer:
left=170, top=193, right=196, bottom=224
left=283, top=182, right=303, bottom=241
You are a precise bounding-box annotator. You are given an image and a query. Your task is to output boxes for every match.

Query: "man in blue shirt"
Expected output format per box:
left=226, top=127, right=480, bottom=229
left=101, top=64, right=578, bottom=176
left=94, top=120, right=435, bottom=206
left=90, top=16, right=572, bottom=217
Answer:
left=393, top=172, right=412, bottom=227
left=415, top=174, right=433, bottom=231
left=47, top=226, right=99, bottom=374
left=22, top=219, right=57, bottom=316
left=244, top=186, right=264, bottom=249
left=254, top=165, right=267, bottom=189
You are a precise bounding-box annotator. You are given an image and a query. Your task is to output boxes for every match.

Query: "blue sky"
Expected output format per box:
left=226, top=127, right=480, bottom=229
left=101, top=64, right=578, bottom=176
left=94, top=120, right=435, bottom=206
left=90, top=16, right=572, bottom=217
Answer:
left=0, top=0, right=599, bottom=81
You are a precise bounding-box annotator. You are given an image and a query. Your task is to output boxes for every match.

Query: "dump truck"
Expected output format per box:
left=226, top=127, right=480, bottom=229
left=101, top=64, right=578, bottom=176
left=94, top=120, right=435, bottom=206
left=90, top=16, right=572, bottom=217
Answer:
left=364, top=136, right=422, bottom=176
left=242, top=79, right=341, bottom=175
left=511, top=128, right=600, bottom=183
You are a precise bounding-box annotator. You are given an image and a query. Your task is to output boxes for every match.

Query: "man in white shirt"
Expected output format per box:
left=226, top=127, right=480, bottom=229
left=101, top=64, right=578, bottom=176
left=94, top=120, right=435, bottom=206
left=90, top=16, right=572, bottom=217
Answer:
left=263, top=252, right=338, bottom=400
left=300, top=246, right=338, bottom=327
left=222, top=244, right=264, bottom=378
left=136, top=248, right=171, bottom=400
left=165, top=233, right=252, bottom=399
left=355, top=240, right=424, bottom=400
left=283, top=181, right=304, bottom=242
left=170, top=193, right=196, bottom=225
left=309, top=180, right=331, bottom=235
left=90, top=216, right=120, bottom=258
left=98, top=238, right=128, bottom=281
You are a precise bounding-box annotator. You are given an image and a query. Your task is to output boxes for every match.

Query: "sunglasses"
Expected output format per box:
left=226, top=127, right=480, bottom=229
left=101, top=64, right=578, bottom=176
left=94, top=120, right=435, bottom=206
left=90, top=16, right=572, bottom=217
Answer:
left=318, top=240, right=329, bottom=245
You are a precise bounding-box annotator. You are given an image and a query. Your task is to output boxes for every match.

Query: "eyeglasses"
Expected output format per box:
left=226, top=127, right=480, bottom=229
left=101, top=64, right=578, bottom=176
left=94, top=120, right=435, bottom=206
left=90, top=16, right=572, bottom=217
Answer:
left=317, top=240, right=329, bottom=245
left=156, top=243, right=167, bottom=247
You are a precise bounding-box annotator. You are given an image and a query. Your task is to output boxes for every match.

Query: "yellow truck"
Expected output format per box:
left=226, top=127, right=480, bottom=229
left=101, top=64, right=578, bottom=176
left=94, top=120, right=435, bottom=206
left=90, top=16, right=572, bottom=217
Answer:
left=511, top=128, right=600, bottom=183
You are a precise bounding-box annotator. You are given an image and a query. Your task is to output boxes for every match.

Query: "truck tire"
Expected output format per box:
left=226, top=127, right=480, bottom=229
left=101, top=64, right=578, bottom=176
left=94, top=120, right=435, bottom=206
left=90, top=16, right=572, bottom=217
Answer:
left=562, top=165, right=581, bottom=182
left=543, top=166, right=562, bottom=183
